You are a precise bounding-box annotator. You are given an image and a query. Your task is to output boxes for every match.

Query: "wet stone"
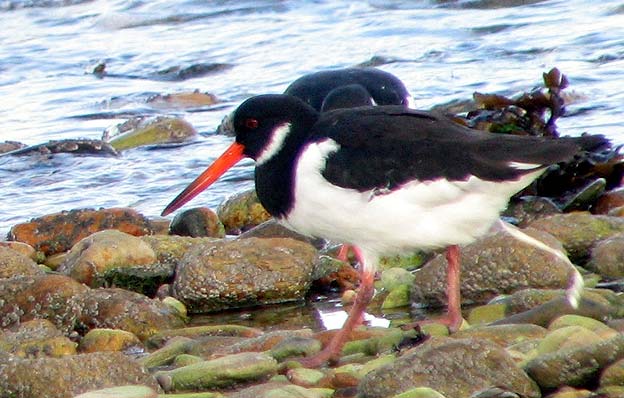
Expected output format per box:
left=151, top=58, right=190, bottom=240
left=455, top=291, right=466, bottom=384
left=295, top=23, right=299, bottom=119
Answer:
left=0, top=319, right=77, bottom=358
left=217, top=188, right=272, bottom=234
left=169, top=207, right=225, bottom=238
left=0, top=351, right=159, bottom=398
left=0, top=245, right=44, bottom=279
left=100, top=263, right=175, bottom=297
left=172, top=237, right=317, bottom=313
left=58, top=229, right=157, bottom=287
left=0, top=274, right=88, bottom=333
left=412, top=227, right=572, bottom=307
left=106, top=116, right=197, bottom=151
left=74, top=287, right=186, bottom=341
left=525, top=333, right=624, bottom=389
left=7, top=207, right=153, bottom=256
left=453, top=324, right=547, bottom=348
left=527, top=212, right=624, bottom=263
left=78, top=328, right=143, bottom=353
left=358, top=337, right=540, bottom=398
left=587, top=233, right=624, bottom=279
left=155, top=351, right=279, bottom=392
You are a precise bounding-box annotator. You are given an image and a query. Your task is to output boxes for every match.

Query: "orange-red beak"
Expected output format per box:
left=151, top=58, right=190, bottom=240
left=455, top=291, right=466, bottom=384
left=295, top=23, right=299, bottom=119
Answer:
left=161, top=142, right=245, bottom=216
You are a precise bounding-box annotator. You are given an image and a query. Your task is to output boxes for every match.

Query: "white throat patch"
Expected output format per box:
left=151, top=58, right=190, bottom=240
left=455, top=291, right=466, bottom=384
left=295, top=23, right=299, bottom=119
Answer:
left=256, top=122, right=292, bottom=165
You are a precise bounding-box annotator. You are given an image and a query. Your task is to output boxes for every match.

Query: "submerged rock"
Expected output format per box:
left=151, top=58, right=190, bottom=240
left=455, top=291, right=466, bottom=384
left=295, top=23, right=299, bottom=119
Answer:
left=7, top=207, right=153, bottom=256
left=172, top=238, right=317, bottom=313
left=106, top=116, right=197, bottom=151
left=0, top=139, right=118, bottom=157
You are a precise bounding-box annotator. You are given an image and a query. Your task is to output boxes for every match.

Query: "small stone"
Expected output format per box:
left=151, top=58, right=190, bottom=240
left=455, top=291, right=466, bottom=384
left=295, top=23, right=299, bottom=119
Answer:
left=454, top=324, right=547, bottom=348
left=525, top=333, right=624, bottom=389
left=58, top=229, right=157, bottom=287
left=217, top=188, right=271, bottom=234
left=535, top=326, right=602, bottom=356
left=392, top=387, right=447, bottom=398
left=146, top=324, right=263, bottom=348
left=379, top=267, right=415, bottom=291
left=527, top=212, right=624, bottom=263
left=139, top=336, right=195, bottom=369
left=0, top=245, right=44, bottom=279
left=169, top=207, right=225, bottom=238
left=548, top=314, right=618, bottom=338
left=0, top=319, right=77, bottom=358
left=107, top=116, right=197, bottom=151
left=78, top=328, right=142, bottom=353
left=381, top=284, right=411, bottom=309
left=600, top=357, right=624, bottom=387
left=73, top=385, right=158, bottom=398
left=588, top=233, right=624, bottom=279
left=287, top=367, right=326, bottom=387
left=467, top=303, right=508, bottom=325
left=155, top=352, right=278, bottom=392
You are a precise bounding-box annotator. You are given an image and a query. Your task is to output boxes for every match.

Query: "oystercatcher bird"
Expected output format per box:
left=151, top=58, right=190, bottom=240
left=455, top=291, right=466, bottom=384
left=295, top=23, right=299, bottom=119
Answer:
left=162, top=94, right=607, bottom=366
left=284, top=67, right=414, bottom=111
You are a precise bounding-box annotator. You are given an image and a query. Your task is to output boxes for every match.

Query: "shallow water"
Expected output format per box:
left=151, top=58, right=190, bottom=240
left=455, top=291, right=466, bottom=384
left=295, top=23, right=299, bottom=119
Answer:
left=1, top=0, right=624, bottom=236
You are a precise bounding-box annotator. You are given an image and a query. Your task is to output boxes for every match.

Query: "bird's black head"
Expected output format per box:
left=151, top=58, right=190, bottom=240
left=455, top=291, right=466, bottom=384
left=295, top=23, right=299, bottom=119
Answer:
left=225, top=94, right=319, bottom=161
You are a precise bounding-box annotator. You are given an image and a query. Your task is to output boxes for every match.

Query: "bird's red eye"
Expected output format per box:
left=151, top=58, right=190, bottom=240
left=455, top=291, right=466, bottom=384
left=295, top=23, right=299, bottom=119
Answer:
left=245, top=118, right=259, bottom=129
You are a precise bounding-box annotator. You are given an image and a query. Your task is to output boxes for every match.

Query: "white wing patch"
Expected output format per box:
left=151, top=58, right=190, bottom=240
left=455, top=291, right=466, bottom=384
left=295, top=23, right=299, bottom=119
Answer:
left=508, top=161, right=541, bottom=170
left=256, top=123, right=291, bottom=165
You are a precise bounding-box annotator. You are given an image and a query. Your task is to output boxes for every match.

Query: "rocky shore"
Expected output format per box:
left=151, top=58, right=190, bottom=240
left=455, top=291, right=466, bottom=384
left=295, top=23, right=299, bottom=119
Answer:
left=1, top=184, right=624, bottom=398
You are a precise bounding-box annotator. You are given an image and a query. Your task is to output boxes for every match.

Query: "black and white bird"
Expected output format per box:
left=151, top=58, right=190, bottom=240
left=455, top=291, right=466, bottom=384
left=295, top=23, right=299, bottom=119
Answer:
left=162, top=94, right=606, bottom=366
left=284, top=67, right=414, bottom=111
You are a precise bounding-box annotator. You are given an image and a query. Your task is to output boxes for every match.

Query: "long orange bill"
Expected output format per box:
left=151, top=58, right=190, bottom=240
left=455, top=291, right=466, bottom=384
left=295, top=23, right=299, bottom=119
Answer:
left=161, top=142, right=245, bottom=216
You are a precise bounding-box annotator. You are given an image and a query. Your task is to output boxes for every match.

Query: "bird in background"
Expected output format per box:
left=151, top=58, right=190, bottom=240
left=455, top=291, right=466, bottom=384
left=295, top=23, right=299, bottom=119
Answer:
left=162, top=68, right=605, bottom=366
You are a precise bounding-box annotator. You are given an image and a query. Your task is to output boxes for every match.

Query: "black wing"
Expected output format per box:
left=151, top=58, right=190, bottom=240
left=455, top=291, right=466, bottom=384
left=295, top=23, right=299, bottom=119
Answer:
left=313, top=106, right=595, bottom=192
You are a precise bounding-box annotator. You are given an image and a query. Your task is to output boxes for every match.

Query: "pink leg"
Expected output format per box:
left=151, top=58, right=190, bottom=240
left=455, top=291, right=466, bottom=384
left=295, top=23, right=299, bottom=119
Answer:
left=443, top=244, right=463, bottom=332
left=336, top=244, right=351, bottom=262
left=402, top=245, right=463, bottom=332
left=298, top=247, right=374, bottom=367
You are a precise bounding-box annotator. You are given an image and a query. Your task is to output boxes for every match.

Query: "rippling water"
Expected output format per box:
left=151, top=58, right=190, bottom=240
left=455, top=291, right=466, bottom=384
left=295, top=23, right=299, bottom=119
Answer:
left=1, top=0, right=624, bottom=235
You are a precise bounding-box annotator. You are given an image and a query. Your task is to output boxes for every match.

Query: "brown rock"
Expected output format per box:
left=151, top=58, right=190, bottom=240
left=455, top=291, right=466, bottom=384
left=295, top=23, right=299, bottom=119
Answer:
left=412, top=227, right=572, bottom=307
left=0, top=140, right=26, bottom=153
left=588, top=233, right=624, bottom=279
left=358, top=337, right=540, bottom=398
left=0, top=241, right=37, bottom=260
left=78, top=328, right=142, bottom=353
left=74, top=287, right=185, bottom=341
left=217, top=188, right=271, bottom=234
left=172, top=237, right=317, bottom=313
left=169, top=207, right=225, bottom=238
left=0, top=319, right=77, bottom=358
left=57, top=229, right=157, bottom=287
left=594, top=187, right=624, bottom=215
left=0, top=274, right=88, bottom=333
left=7, top=207, right=153, bottom=255
left=0, top=351, right=158, bottom=398
left=0, top=245, right=44, bottom=279
left=527, top=212, right=624, bottom=263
